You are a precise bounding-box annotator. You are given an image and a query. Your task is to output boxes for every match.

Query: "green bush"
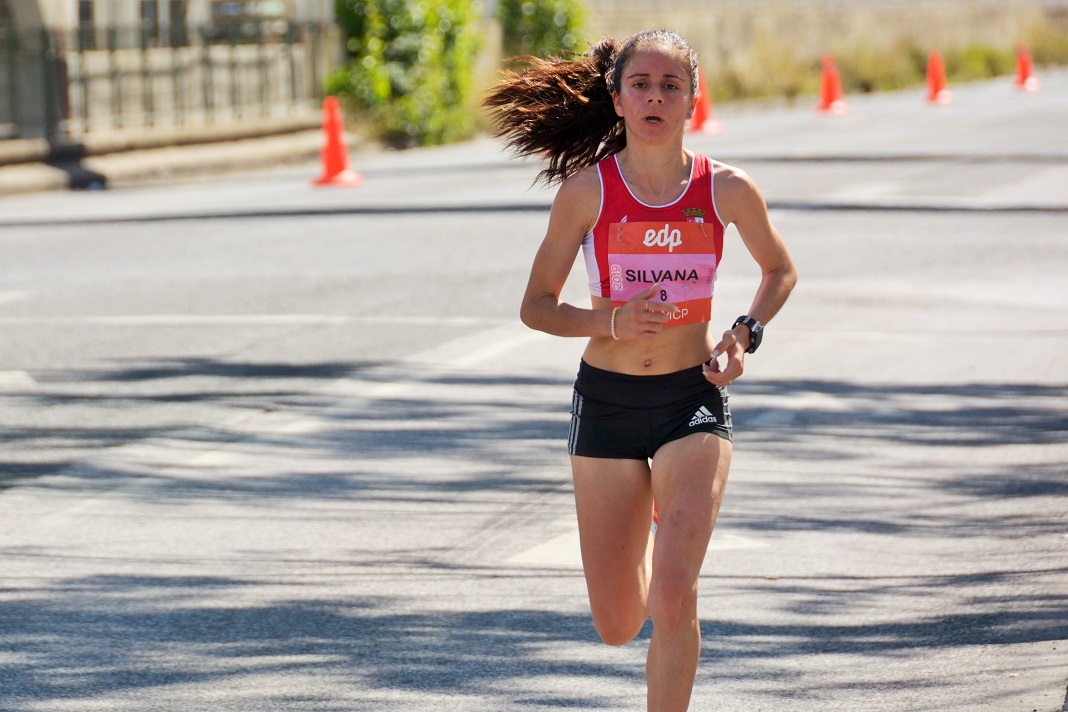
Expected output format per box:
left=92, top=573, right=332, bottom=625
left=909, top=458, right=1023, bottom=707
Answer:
left=714, top=34, right=814, bottom=103
left=711, top=35, right=1061, bottom=106
left=948, top=44, right=1015, bottom=82
left=836, top=40, right=924, bottom=94
left=1022, top=22, right=1068, bottom=65
left=497, top=0, right=586, bottom=60
left=327, top=0, right=482, bottom=147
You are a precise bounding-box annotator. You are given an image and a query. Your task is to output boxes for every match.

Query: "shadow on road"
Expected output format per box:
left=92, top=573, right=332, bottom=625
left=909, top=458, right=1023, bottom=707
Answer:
left=1, top=569, right=1065, bottom=707
left=7, top=359, right=1065, bottom=502
left=0, top=574, right=631, bottom=708
left=2, top=359, right=1067, bottom=706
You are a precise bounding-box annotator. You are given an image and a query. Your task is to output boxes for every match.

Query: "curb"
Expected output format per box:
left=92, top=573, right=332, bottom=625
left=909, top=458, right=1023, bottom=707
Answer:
left=84, top=130, right=326, bottom=188
left=0, top=114, right=330, bottom=196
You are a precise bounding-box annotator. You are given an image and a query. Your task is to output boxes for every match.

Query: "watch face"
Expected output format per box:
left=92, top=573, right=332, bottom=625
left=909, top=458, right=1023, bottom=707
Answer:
left=736, top=317, right=760, bottom=331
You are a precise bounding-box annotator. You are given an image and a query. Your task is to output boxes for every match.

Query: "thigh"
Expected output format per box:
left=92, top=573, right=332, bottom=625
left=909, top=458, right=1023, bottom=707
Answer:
left=571, top=455, right=655, bottom=619
left=649, top=433, right=732, bottom=581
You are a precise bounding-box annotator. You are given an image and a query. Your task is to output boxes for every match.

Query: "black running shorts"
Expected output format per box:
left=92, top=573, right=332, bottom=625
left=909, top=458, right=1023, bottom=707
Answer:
left=568, top=360, right=733, bottom=460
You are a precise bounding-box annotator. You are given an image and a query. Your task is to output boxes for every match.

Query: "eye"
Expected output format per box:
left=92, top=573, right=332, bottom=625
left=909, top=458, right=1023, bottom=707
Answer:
left=632, top=80, right=647, bottom=89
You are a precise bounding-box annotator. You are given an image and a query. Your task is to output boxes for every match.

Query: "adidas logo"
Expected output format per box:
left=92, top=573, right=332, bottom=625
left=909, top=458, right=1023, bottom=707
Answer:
left=689, top=406, right=718, bottom=427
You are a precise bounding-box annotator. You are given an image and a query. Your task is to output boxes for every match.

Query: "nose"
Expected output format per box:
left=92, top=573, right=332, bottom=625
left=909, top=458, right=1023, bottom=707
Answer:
left=647, top=88, right=663, bottom=104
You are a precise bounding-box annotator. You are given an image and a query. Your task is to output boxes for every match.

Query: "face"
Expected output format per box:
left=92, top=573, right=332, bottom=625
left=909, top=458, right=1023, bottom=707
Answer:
left=611, top=45, right=696, bottom=140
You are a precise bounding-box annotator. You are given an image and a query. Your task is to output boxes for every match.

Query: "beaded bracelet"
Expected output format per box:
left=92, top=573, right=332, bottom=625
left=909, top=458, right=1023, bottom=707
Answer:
left=610, top=306, right=621, bottom=341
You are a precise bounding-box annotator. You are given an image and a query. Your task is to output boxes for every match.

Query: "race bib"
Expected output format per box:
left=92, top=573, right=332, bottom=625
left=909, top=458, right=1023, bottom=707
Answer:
left=608, top=222, right=718, bottom=326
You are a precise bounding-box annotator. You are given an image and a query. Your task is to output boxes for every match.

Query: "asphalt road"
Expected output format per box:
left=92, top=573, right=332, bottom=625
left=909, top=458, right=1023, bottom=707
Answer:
left=1, top=72, right=1067, bottom=711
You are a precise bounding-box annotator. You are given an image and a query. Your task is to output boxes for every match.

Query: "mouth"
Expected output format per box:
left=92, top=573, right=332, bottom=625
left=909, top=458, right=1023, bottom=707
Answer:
left=644, top=114, right=664, bottom=125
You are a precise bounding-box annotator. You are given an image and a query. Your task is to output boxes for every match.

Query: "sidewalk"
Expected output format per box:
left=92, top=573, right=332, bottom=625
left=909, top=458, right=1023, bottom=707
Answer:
left=0, top=114, right=324, bottom=196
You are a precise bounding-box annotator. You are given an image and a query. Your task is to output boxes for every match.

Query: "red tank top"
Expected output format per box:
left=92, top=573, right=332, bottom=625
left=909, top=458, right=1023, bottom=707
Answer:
left=582, top=153, right=725, bottom=326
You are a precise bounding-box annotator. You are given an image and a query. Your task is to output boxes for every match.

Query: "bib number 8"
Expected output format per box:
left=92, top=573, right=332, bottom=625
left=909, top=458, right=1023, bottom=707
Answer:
left=660, top=289, right=668, bottom=302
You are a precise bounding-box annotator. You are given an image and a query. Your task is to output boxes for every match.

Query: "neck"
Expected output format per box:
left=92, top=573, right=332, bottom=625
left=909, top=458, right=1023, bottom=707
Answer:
left=616, top=145, right=693, bottom=201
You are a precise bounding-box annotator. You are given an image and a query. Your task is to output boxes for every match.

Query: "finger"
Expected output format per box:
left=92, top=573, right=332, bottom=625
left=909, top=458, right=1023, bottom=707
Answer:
left=640, top=283, right=682, bottom=314
left=702, top=361, right=730, bottom=385
left=633, top=283, right=660, bottom=301
left=710, top=331, right=737, bottom=356
left=705, top=356, right=743, bottom=384
left=704, top=347, right=742, bottom=385
left=643, top=310, right=673, bottom=324
left=618, top=306, right=665, bottom=338
left=705, top=350, right=724, bottom=372
left=719, top=358, right=743, bottom=382
left=628, top=301, right=671, bottom=321
left=636, top=319, right=671, bottom=336
left=648, top=300, right=680, bottom=314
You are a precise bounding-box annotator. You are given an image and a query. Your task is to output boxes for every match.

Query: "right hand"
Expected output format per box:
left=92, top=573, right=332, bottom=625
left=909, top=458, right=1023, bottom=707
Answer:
left=702, top=326, right=747, bottom=386
left=613, top=283, right=679, bottom=340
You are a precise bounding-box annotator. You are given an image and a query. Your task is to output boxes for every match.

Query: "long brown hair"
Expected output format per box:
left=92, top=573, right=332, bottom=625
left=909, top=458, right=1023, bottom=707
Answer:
left=483, top=30, right=700, bottom=186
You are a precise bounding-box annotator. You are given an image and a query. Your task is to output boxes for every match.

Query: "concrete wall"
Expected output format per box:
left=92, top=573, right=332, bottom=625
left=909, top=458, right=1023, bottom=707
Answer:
left=4, top=0, right=336, bottom=33
left=583, top=0, right=1055, bottom=83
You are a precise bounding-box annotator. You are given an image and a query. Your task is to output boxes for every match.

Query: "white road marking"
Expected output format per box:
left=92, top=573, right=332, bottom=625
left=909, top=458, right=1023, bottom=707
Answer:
left=17, top=319, right=553, bottom=523
left=0, top=291, right=29, bottom=306
left=505, top=523, right=767, bottom=569
left=444, top=328, right=548, bottom=369
left=505, top=528, right=580, bottom=567
left=0, top=314, right=509, bottom=327
left=331, top=322, right=549, bottom=402
left=747, top=391, right=849, bottom=427
left=0, top=370, right=36, bottom=391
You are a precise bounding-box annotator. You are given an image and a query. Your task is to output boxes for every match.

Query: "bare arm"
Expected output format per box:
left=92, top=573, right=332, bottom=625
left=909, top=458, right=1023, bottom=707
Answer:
left=704, top=166, right=797, bottom=385
left=520, top=169, right=676, bottom=339
left=519, top=170, right=611, bottom=337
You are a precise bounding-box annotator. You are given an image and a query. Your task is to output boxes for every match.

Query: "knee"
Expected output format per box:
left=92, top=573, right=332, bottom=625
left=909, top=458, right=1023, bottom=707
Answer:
left=647, top=575, right=698, bottom=634
left=591, top=609, right=646, bottom=647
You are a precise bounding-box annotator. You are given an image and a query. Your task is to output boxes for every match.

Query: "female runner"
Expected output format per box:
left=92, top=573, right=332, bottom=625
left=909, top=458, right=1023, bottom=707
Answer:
left=485, top=29, right=796, bottom=710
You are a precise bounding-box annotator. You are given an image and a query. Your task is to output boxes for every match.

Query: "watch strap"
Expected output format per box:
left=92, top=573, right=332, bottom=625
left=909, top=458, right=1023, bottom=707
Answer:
left=732, top=315, right=764, bottom=354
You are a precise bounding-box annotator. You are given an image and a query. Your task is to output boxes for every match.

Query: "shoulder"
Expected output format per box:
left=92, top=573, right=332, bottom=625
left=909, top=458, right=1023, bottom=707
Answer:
left=711, top=160, right=757, bottom=197
left=549, top=163, right=602, bottom=232
left=710, top=160, right=766, bottom=226
left=559, top=162, right=603, bottom=199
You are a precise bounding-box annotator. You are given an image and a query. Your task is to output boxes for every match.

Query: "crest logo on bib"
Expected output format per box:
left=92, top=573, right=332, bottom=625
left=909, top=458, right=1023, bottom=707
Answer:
left=682, top=208, right=705, bottom=224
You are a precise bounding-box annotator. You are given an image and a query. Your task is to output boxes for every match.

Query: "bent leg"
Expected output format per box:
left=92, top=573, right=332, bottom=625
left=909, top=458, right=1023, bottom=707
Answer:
left=571, top=454, right=655, bottom=646
left=646, top=433, right=732, bottom=712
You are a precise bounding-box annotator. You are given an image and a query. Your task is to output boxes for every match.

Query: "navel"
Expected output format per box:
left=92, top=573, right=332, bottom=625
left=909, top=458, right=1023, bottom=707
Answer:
left=643, top=359, right=653, bottom=368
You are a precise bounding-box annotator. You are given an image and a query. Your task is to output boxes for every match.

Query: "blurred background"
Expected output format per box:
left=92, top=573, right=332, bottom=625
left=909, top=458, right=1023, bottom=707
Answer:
left=1, top=0, right=1067, bottom=174
left=2, top=3, right=1067, bottom=709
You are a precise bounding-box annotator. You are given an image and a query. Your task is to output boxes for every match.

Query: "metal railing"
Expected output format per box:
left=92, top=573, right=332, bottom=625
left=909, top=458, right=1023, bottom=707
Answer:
left=0, top=21, right=333, bottom=142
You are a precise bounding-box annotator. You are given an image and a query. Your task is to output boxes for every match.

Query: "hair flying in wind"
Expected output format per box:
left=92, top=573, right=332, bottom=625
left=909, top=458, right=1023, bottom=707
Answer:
left=483, top=30, right=700, bottom=186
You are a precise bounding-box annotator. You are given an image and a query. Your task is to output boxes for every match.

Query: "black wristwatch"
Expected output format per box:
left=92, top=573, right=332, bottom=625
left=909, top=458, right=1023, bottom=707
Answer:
left=732, top=315, right=764, bottom=354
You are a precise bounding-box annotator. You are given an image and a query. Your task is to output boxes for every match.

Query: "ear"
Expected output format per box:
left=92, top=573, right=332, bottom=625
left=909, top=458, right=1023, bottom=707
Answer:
left=612, top=91, right=624, bottom=118
left=687, top=95, right=697, bottom=119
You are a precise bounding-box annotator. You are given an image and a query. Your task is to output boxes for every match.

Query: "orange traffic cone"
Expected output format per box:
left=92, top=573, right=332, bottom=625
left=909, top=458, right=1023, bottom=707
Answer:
left=926, top=50, right=952, bottom=105
left=313, top=96, right=363, bottom=187
left=689, top=69, right=722, bottom=135
left=1015, top=44, right=1039, bottom=92
left=817, top=55, right=848, bottom=115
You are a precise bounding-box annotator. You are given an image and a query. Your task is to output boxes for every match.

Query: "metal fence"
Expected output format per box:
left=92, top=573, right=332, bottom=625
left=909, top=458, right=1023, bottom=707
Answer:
left=0, top=21, right=334, bottom=142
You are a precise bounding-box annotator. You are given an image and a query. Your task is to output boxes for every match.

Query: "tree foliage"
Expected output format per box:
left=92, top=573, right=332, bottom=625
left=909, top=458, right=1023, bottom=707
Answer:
left=327, top=0, right=482, bottom=146
left=497, top=0, right=586, bottom=60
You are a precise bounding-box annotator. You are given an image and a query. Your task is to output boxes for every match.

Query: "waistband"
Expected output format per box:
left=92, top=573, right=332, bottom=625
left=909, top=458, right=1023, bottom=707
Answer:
left=574, top=359, right=718, bottom=408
